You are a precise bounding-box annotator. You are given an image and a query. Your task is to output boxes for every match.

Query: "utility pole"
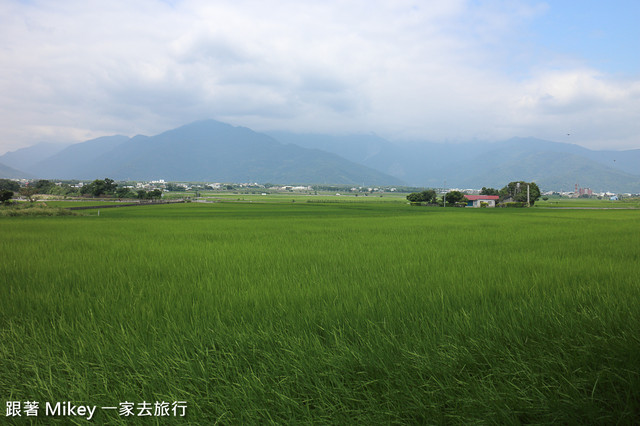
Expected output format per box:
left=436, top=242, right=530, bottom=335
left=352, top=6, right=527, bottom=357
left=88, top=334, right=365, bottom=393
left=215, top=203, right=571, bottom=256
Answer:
left=443, top=179, right=447, bottom=208
left=527, top=184, right=530, bottom=207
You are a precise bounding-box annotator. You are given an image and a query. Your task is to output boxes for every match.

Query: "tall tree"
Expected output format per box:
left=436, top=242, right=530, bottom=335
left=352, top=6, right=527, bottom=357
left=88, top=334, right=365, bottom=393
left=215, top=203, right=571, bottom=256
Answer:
left=500, top=181, right=541, bottom=206
left=480, top=187, right=499, bottom=196
left=444, top=190, right=466, bottom=206
left=19, top=187, right=38, bottom=203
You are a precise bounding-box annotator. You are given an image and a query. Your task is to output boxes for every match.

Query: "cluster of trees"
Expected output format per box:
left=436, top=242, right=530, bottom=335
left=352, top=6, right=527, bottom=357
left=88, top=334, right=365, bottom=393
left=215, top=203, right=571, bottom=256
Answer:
left=80, top=178, right=118, bottom=197
left=0, top=179, right=41, bottom=203
left=136, top=189, right=163, bottom=200
left=0, top=178, right=165, bottom=203
left=0, top=179, right=20, bottom=192
left=480, top=187, right=499, bottom=196
left=443, top=191, right=466, bottom=206
left=498, top=181, right=541, bottom=206
left=79, top=179, right=163, bottom=199
left=406, top=189, right=437, bottom=204
left=166, top=183, right=187, bottom=192
left=0, top=179, right=19, bottom=204
left=2, top=178, right=89, bottom=200
left=407, top=181, right=541, bottom=207
left=80, top=179, right=163, bottom=199
left=406, top=189, right=467, bottom=206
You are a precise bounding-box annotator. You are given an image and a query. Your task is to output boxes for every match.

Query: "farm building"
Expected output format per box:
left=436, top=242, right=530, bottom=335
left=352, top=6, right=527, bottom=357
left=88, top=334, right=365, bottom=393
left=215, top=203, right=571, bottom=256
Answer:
left=464, top=195, right=499, bottom=208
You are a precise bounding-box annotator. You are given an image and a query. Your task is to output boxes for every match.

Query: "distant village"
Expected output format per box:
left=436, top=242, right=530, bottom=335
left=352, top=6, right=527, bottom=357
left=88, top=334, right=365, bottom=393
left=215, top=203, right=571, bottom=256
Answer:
left=2, top=177, right=637, bottom=202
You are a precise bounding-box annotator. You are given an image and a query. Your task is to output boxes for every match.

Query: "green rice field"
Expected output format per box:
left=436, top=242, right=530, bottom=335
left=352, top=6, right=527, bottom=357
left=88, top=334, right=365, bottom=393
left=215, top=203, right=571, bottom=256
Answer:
left=536, top=197, right=640, bottom=208
left=1, top=201, right=639, bottom=423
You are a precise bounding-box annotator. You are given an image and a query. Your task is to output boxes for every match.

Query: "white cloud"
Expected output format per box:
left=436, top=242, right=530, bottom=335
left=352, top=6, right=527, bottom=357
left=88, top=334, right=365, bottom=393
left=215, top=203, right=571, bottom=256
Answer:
left=508, top=70, right=640, bottom=147
left=0, top=0, right=639, bottom=154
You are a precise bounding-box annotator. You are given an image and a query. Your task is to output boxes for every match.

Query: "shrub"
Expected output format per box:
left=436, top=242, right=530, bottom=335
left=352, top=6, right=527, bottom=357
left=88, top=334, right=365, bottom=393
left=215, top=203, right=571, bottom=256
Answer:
left=0, top=203, right=78, bottom=217
left=501, top=202, right=527, bottom=208
left=0, top=190, right=14, bottom=204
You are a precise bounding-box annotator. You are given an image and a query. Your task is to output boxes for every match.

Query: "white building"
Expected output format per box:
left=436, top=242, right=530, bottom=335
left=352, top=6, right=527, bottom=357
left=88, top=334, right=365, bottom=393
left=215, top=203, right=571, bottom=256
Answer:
left=464, top=195, right=499, bottom=207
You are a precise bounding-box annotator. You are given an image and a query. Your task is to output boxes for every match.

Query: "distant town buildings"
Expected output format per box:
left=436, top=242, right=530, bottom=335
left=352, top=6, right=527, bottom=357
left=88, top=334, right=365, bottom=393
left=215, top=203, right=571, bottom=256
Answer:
left=280, top=186, right=312, bottom=191
left=575, top=184, right=593, bottom=197
left=3, top=176, right=638, bottom=199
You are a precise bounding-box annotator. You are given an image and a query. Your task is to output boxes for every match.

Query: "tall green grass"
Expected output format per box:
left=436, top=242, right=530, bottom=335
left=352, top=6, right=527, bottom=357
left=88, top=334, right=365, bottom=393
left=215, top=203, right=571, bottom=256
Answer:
left=1, top=203, right=639, bottom=423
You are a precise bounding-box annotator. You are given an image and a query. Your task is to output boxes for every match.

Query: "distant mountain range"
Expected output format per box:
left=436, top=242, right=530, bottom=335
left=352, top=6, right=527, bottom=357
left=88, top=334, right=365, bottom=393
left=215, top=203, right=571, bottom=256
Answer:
left=269, top=132, right=640, bottom=192
left=0, top=121, right=402, bottom=186
left=1, top=120, right=639, bottom=192
left=0, top=142, right=70, bottom=173
left=0, top=161, right=32, bottom=179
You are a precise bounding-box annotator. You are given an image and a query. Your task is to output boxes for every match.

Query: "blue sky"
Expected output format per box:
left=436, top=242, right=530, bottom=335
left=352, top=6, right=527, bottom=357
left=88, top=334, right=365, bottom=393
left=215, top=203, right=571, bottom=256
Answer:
left=1, top=0, right=639, bottom=154
left=531, top=1, right=640, bottom=75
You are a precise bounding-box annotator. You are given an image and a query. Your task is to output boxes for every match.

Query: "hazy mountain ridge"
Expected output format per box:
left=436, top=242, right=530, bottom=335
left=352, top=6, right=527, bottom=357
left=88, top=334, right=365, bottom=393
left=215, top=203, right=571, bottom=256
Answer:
left=7, top=121, right=403, bottom=185
left=0, top=142, right=70, bottom=172
left=2, top=121, right=639, bottom=191
left=0, top=162, right=32, bottom=179
left=29, top=135, right=131, bottom=179
left=270, top=133, right=640, bottom=192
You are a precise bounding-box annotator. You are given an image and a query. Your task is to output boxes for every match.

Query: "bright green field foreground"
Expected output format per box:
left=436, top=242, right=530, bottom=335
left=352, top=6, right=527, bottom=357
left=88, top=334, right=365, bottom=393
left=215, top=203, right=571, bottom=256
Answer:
left=1, top=203, right=639, bottom=424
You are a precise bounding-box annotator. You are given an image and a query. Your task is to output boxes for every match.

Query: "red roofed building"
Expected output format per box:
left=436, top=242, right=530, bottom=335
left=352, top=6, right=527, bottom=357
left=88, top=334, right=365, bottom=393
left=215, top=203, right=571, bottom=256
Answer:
left=464, top=195, right=499, bottom=208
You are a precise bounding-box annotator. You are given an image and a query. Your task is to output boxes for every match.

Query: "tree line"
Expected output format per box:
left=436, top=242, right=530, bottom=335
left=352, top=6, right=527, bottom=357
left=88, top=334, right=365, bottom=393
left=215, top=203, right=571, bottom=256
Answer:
left=0, top=178, right=162, bottom=204
left=406, top=181, right=541, bottom=207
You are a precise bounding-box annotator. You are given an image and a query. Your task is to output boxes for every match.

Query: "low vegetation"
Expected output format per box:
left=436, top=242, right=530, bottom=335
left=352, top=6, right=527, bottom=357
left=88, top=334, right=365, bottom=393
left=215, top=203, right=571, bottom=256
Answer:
left=0, top=202, right=78, bottom=216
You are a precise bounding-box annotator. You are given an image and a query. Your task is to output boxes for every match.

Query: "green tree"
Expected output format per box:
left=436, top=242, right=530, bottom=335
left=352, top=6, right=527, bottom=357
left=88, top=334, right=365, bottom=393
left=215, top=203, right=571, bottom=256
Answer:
left=80, top=184, right=93, bottom=196
left=444, top=190, right=466, bottom=206
left=32, top=179, right=55, bottom=193
left=148, top=189, right=162, bottom=200
left=104, top=178, right=117, bottom=192
left=499, top=181, right=541, bottom=206
left=19, top=186, right=39, bottom=203
left=480, top=187, right=499, bottom=196
left=48, top=183, right=78, bottom=197
left=406, top=192, right=420, bottom=203
left=81, top=178, right=118, bottom=197
left=166, top=183, right=185, bottom=192
left=406, top=189, right=437, bottom=204
left=0, top=179, right=20, bottom=192
left=0, top=190, right=14, bottom=204
left=116, top=186, right=135, bottom=198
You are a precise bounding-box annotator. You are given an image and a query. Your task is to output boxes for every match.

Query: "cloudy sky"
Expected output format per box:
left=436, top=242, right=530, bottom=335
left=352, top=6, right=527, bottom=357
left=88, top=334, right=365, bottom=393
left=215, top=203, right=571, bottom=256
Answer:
left=1, top=0, right=639, bottom=154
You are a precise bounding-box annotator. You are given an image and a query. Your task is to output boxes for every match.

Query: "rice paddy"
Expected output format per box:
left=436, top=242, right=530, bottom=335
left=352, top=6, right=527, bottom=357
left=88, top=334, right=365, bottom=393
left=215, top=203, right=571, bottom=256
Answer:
left=1, top=201, right=639, bottom=423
